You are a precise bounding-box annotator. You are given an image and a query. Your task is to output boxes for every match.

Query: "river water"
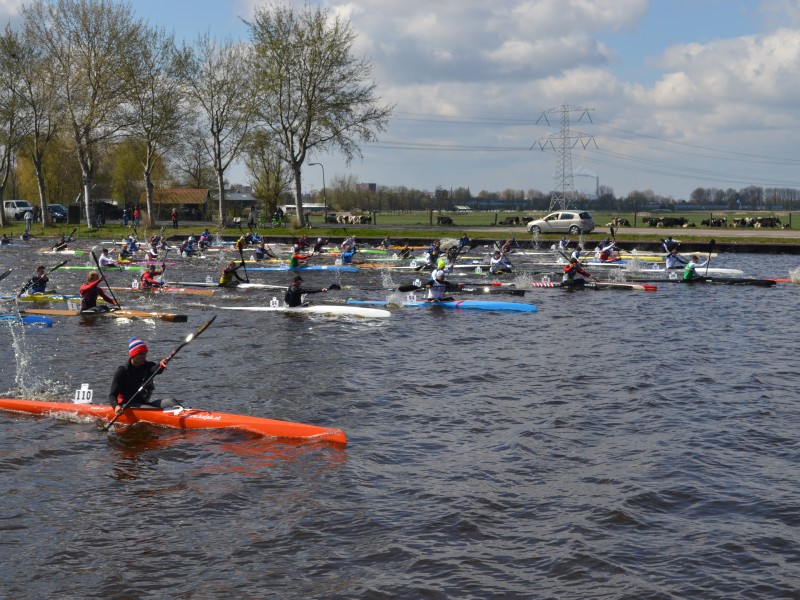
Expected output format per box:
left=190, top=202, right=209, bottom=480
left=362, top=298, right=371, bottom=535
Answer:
left=1, top=242, right=799, bottom=599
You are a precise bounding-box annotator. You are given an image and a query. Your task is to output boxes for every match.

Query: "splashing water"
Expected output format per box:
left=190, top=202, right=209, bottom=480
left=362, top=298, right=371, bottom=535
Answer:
left=790, top=266, right=800, bottom=284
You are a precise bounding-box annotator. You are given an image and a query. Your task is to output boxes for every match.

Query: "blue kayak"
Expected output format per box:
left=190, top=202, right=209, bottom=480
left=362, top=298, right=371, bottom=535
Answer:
left=346, top=299, right=537, bottom=313
left=247, top=265, right=359, bottom=273
left=0, top=314, right=54, bottom=326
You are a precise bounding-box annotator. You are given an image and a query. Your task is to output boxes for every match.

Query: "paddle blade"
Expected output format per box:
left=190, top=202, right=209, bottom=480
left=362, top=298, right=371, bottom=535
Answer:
left=398, top=284, right=422, bottom=292
left=327, top=284, right=341, bottom=290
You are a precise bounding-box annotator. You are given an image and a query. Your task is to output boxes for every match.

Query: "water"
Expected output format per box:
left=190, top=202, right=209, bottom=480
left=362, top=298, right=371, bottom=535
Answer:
left=1, top=245, right=800, bottom=598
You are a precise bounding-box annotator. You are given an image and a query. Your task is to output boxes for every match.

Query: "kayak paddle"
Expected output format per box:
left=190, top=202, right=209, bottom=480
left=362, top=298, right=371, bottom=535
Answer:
left=91, top=251, right=121, bottom=308
left=704, top=239, right=715, bottom=276
left=102, top=315, right=217, bottom=432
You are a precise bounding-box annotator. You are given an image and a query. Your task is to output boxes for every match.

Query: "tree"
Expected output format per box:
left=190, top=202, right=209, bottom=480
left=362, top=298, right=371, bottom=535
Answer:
left=170, top=122, right=216, bottom=189
left=126, top=25, right=185, bottom=226
left=244, top=129, right=293, bottom=218
left=0, top=26, right=31, bottom=228
left=14, top=22, right=61, bottom=227
left=247, top=2, right=393, bottom=225
left=176, top=33, right=253, bottom=223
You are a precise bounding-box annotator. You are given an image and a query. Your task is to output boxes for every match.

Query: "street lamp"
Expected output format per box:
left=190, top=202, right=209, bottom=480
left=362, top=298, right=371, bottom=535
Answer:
left=308, top=162, right=327, bottom=224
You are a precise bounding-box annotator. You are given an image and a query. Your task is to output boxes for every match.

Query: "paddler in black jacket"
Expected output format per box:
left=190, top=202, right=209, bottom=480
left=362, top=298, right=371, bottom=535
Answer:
left=284, top=275, right=328, bottom=307
left=109, top=337, right=176, bottom=413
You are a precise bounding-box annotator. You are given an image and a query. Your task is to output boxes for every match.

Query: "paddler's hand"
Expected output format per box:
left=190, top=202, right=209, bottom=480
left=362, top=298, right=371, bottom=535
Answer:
left=159, top=359, right=168, bottom=371
left=114, top=404, right=124, bottom=414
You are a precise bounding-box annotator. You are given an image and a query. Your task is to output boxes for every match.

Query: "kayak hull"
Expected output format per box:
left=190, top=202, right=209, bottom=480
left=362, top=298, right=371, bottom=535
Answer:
left=346, top=299, right=538, bottom=312
left=529, top=281, right=657, bottom=291
left=20, top=308, right=188, bottom=322
left=220, top=305, right=391, bottom=318
left=0, top=399, right=346, bottom=445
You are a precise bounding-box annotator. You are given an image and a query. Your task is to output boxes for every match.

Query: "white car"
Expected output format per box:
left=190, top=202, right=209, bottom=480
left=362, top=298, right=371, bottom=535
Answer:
left=527, top=211, right=596, bottom=235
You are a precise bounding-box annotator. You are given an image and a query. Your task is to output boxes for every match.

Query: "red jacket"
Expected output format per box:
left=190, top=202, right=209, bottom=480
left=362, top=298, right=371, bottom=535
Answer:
left=80, top=278, right=116, bottom=310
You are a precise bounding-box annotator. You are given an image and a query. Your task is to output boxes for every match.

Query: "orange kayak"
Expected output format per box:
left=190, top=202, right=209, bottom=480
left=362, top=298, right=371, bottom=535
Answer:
left=0, top=398, right=346, bottom=445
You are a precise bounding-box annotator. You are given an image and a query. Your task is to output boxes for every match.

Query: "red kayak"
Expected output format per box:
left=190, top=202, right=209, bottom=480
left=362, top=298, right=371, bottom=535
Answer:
left=0, top=398, right=346, bottom=445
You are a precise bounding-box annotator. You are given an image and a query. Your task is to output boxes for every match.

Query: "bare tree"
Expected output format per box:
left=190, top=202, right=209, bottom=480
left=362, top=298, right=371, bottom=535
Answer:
left=126, top=25, right=185, bottom=226
left=244, top=129, right=292, bottom=218
left=15, top=22, right=61, bottom=227
left=176, top=33, right=253, bottom=223
left=247, top=2, right=393, bottom=224
left=23, top=0, right=142, bottom=228
left=0, top=26, right=31, bottom=228
left=170, top=122, right=216, bottom=189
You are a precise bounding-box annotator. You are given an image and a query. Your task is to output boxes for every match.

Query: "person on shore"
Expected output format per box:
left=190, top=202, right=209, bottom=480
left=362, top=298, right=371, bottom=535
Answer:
left=79, top=271, right=118, bottom=312
left=284, top=275, right=328, bottom=307
left=24, top=210, right=33, bottom=234
left=140, top=264, right=164, bottom=290
left=219, top=261, right=247, bottom=287
left=108, top=337, right=176, bottom=414
left=171, top=207, right=179, bottom=229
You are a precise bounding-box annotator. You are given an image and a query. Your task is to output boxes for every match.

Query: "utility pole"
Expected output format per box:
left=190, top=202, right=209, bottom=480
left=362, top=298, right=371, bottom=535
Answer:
left=531, top=104, right=597, bottom=212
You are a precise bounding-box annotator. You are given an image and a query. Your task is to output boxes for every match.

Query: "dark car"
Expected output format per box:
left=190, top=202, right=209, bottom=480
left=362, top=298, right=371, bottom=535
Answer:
left=47, top=204, right=68, bottom=223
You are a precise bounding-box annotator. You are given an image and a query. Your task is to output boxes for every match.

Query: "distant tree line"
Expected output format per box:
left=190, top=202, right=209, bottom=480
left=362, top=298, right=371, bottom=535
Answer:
left=310, top=180, right=800, bottom=215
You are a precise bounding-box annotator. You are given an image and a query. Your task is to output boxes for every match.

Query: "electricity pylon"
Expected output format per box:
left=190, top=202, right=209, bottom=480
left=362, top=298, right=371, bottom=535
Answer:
left=531, top=104, right=597, bottom=211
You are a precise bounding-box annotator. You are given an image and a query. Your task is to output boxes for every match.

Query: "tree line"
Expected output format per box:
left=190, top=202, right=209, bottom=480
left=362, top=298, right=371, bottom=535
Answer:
left=0, top=0, right=392, bottom=228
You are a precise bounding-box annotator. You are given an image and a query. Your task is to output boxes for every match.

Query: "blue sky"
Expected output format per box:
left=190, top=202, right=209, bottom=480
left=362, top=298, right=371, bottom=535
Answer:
left=4, top=0, right=800, bottom=201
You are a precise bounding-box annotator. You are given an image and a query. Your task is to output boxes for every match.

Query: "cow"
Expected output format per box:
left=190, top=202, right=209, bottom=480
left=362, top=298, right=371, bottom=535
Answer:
left=606, top=217, right=631, bottom=227
left=499, top=216, right=520, bottom=226
left=436, top=216, right=454, bottom=225
left=733, top=217, right=755, bottom=227
left=701, top=218, right=727, bottom=227
left=755, top=216, right=781, bottom=228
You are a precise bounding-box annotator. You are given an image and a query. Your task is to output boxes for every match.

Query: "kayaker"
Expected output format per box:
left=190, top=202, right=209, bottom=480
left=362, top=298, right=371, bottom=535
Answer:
left=397, top=245, right=413, bottom=259
left=341, top=235, right=356, bottom=251
left=254, top=241, right=277, bottom=260
left=683, top=255, right=704, bottom=281
left=140, top=264, right=164, bottom=289
left=219, top=260, right=247, bottom=287
left=665, top=248, right=688, bottom=269
left=425, top=269, right=449, bottom=301
left=459, top=233, right=471, bottom=249
left=562, top=258, right=592, bottom=285
left=490, top=251, right=513, bottom=274
left=23, top=265, right=49, bottom=295
left=313, top=237, right=328, bottom=253
left=79, top=271, right=118, bottom=311
left=289, top=246, right=310, bottom=268
left=53, top=234, right=69, bottom=251
left=341, top=244, right=356, bottom=264
left=109, top=337, right=176, bottom=414
left=98, top=248, right=118, bottom=267
left=596, top=239, right=618, bottom=262
left=0, top=233, right=10, bottom=245
left=569, top=245, right=583, bottom=261
left=662, top=236, right=680, bottom=253
left=284, top=275, right=328, bottom=307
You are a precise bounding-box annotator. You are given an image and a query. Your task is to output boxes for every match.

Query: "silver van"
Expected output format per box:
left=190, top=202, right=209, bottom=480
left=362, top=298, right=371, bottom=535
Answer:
left=4, top=200, right=35, bottom=220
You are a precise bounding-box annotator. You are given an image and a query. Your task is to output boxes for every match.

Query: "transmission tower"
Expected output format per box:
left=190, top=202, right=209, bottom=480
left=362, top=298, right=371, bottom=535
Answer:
left=531, top=104, right=597, bottom=212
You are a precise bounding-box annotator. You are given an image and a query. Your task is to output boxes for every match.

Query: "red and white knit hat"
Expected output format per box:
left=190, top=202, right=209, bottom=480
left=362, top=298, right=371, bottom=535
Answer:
left=128, top=337, right=148, bottom=358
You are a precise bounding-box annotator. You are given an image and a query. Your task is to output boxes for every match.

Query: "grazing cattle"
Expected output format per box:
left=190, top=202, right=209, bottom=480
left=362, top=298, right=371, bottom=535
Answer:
left=606, top=217, right=631, bottom=227
left=499, top=216, right=520, bottom=226
left=733, top=217, right=755, bottom=227
left=701, top=218, right=727, bottom=227
left=643, top=216, right=688, bottom=228
left=755, top=216, right=781, bottom=228
left=436, top=216, right=454, bottom=225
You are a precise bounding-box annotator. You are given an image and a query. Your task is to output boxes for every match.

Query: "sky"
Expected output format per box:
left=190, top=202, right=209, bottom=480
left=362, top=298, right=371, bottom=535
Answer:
left=3, top=0, right=800, bottom=201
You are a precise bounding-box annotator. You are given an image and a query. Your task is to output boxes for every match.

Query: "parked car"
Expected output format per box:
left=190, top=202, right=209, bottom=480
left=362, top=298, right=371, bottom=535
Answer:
left=526, top=210, right=596, bottom=235
left=47, top=204, right=68, bottom=223
left=3, top=200, right=35, bottom=221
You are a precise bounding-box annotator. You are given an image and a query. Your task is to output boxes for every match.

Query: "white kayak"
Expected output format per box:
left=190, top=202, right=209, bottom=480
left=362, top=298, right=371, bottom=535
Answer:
left=220, top=304, right=391, bottom=318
